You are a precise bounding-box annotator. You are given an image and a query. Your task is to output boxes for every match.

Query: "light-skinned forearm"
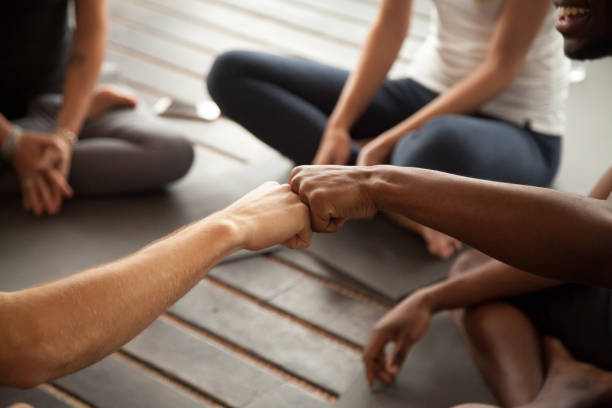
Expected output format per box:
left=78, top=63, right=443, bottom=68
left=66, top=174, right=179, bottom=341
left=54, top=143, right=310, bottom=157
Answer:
left=416, top=260, right=562, bottom=314
left=327, top=0, right=411, bottom=130
left=55, top=0, right=107, bottom=133
left=370, top=166, right=612, bottom=287
left=0, top=215, right=241, bottom=388
left=377, top=61, right=517, bottom=144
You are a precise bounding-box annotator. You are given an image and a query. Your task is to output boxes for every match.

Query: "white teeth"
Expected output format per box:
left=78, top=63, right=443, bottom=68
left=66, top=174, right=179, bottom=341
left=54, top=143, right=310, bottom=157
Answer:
left=557, top=6, right=590, bottom=18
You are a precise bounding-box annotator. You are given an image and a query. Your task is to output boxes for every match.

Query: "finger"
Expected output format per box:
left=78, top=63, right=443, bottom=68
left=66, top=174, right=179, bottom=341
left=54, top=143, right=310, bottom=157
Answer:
left=388, top=337, right=411, bottom=376
left=20, top=180, right=34, bottom=211
left=35, top=176, right=54, bottom=215
left=289, top=166, right=303, bottom=187
left=29, top=182, right=44, bottom=216
left=363, top=334, right=390, bottom=387
left=46, top=169, right=74, bottom=198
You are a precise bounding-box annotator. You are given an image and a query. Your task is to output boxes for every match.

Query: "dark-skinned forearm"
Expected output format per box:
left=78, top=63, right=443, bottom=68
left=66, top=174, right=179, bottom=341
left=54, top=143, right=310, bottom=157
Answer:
left=417, top=260, right=562, bottom=314
left=370, top=166, right=612, bottom=287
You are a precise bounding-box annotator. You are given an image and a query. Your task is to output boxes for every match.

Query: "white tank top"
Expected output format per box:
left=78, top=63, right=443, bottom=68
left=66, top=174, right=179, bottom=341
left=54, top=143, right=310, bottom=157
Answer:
left=408, top=0, right=571, bottom=135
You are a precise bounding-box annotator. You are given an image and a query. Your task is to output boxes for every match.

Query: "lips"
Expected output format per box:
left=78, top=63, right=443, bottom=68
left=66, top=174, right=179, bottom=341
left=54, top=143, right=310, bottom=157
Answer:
left=555, top=4, right=591, bottom=35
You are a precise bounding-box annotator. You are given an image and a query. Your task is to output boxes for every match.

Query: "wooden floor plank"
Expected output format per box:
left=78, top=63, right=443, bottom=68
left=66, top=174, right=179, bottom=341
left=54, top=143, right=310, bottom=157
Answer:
left=106, top=49, right=206, bottom=102
left=204, top=0, right=427, bottom=62
left=124, top=318, right=286, bottom=407
left=54, top=355, right=212, bottom=408
left=245, top=383, right=329, bottom=408
left=109, top=23, right=213, bottom=77
left=295, top=0, right=431, bottom=23
left=277, top=217, right=456, bottom=301
left=209, top=256, right=385, bottom=346
left=138, top=0, right=412, bottom=75
left=109, top=0, right=271, bottom=55
left=169, top=280, right=362, bottom=394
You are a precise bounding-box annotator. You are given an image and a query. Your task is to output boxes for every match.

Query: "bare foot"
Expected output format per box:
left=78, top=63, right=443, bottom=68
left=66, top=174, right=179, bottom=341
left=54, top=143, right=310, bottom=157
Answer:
left=87, top=85, right=138, bottom=118
left=8, top=404, right=34, bottom=408
left=421, top=226, right=462, bottom=259
left=530, top=337, right=612, bottom=408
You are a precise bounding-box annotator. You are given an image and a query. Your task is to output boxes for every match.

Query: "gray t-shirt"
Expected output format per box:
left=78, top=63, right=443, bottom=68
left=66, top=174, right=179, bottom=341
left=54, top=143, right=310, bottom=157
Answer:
left=0, top=0, right=71, bottom=119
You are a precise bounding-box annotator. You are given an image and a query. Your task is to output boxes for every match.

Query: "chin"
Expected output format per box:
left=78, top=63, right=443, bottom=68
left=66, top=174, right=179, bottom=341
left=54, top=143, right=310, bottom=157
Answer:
left=564, top=39, right=612, bottom=60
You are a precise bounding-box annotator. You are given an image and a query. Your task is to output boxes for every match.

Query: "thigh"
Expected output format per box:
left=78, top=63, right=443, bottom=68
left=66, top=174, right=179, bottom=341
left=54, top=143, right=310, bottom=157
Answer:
left=508, top=285, right=612, bottom=371
left=391, top=115, right=559, bottom=187
left=209, top=50, right=433, bottom=139
left=80, top=107, right=180, bottom=145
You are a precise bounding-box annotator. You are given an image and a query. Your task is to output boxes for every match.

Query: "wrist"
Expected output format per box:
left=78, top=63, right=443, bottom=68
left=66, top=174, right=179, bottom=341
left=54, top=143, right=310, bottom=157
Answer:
left=326, top=114, right=352, bottom=131
left=204, top=211, right=247, bottom=252
left=54, top=128, right=78, bottom=148
left=363, top=165, right=408, bottom=212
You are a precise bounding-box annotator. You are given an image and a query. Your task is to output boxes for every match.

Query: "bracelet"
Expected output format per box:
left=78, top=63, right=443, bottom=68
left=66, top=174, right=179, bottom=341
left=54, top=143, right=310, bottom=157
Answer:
left=56, top=128, right=78, bottom=146
left=1, top=124, right=24, bottom=160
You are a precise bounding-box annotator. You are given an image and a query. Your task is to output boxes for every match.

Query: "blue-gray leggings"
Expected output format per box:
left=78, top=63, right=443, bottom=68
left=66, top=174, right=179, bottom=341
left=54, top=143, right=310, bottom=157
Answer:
left=208, top=50, right=561, bottom=187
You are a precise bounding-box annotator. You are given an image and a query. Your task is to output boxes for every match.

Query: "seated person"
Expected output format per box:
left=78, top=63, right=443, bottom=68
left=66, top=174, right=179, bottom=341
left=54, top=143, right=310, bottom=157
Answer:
left=0, top=181, right=311, bottom=387
left=207, top=0, right=569, bottom=259
left=290, top=5, right=612, bottom=405
left=0, top=0, right=194, bottom=216
left=291, top=163, right=612, bottom=408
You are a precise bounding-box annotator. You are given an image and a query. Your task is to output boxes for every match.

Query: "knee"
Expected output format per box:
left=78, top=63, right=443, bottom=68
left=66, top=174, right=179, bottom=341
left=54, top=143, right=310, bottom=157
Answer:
left=207, top=50, right=254, bottom=108
left=391, top=115, right=469, bottom=170
left=145, top=132, right=194, bottom=184
left=161, top=134, right=194, bottom=182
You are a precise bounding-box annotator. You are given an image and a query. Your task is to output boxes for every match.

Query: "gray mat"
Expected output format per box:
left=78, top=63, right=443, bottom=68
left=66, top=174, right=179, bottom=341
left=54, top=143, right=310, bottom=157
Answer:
left=0, top=147, right=289, bottom=291
left=280, top=217, right=456, bottom=301
left=336, top=313, right=498, bottom=408
left=0, top=386, right=71, bottom=408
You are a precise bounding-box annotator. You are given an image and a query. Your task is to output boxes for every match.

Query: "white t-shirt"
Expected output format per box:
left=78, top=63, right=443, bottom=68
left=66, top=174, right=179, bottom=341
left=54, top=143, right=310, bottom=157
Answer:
left=409, top=0, right=571, bottom=135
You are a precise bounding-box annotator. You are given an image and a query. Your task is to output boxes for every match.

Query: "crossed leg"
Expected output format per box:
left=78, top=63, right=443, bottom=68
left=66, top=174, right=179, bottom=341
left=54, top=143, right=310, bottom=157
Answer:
left=452, top=337, right=612, bottom=408
left=450, top=251, right=612, bottom=408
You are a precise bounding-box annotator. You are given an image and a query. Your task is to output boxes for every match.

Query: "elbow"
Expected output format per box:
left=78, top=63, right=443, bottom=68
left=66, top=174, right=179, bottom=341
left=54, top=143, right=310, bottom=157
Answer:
left=0, top=335, right=63, bottom=389
left=0, top=305, right=69, bottom=388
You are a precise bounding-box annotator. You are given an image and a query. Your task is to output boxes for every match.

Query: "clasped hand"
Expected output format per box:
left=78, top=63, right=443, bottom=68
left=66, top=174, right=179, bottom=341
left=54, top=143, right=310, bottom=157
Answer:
left=11, top=131, right=73, bottom=216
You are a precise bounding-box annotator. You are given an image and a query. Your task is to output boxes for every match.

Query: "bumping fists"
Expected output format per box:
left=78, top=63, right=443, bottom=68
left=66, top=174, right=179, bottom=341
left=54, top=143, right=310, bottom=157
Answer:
left=219, top=181, right=312, bottom=251
left=289, top=165, right=378, bottom=233
left=223, top=165, right=381, bottom=252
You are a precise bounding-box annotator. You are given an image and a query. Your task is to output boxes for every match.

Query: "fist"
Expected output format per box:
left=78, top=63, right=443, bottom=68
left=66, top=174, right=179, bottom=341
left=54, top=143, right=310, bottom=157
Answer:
left=221, top=182, right=312, bottom=251
left=289, top=165, right=378, bottom=233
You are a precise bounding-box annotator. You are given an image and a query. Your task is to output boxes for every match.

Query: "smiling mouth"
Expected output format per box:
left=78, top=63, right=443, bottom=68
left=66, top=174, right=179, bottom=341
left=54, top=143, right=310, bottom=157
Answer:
left=555, top=6, right=591, bottom=34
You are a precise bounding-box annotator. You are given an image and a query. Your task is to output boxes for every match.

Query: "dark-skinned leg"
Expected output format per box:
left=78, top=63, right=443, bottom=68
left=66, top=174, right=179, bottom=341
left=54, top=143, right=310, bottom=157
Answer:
left=450, top=338, right=612, bottom=408
left=450, top=251, right=545, bottom=407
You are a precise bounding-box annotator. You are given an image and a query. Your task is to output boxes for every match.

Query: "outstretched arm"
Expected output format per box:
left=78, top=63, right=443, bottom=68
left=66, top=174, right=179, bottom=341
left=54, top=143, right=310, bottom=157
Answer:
left=0, top=182, right=311, bottom=388
left=290, top=165, right=612, bottom=287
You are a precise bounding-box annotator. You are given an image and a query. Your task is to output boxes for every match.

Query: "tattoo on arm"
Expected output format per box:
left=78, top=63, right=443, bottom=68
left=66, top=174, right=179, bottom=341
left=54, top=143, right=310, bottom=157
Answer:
left=69, top=51, right=86, bottom=67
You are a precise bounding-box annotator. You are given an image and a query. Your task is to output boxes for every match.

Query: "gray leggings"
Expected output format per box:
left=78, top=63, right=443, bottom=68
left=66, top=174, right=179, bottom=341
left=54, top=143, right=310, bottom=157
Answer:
left=208, top=50, right=561, bottom=187
left=0, top=95, right=194, bottom=195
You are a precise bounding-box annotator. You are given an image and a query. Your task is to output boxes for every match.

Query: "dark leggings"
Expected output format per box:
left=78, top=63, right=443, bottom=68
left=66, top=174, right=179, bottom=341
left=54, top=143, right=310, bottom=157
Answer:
left=208, top=50, right=561, bottom=187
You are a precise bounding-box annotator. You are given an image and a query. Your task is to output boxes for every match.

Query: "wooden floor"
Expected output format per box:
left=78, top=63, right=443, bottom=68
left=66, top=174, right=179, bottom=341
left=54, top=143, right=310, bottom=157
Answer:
left=2, top=0, right=612, bottom=407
